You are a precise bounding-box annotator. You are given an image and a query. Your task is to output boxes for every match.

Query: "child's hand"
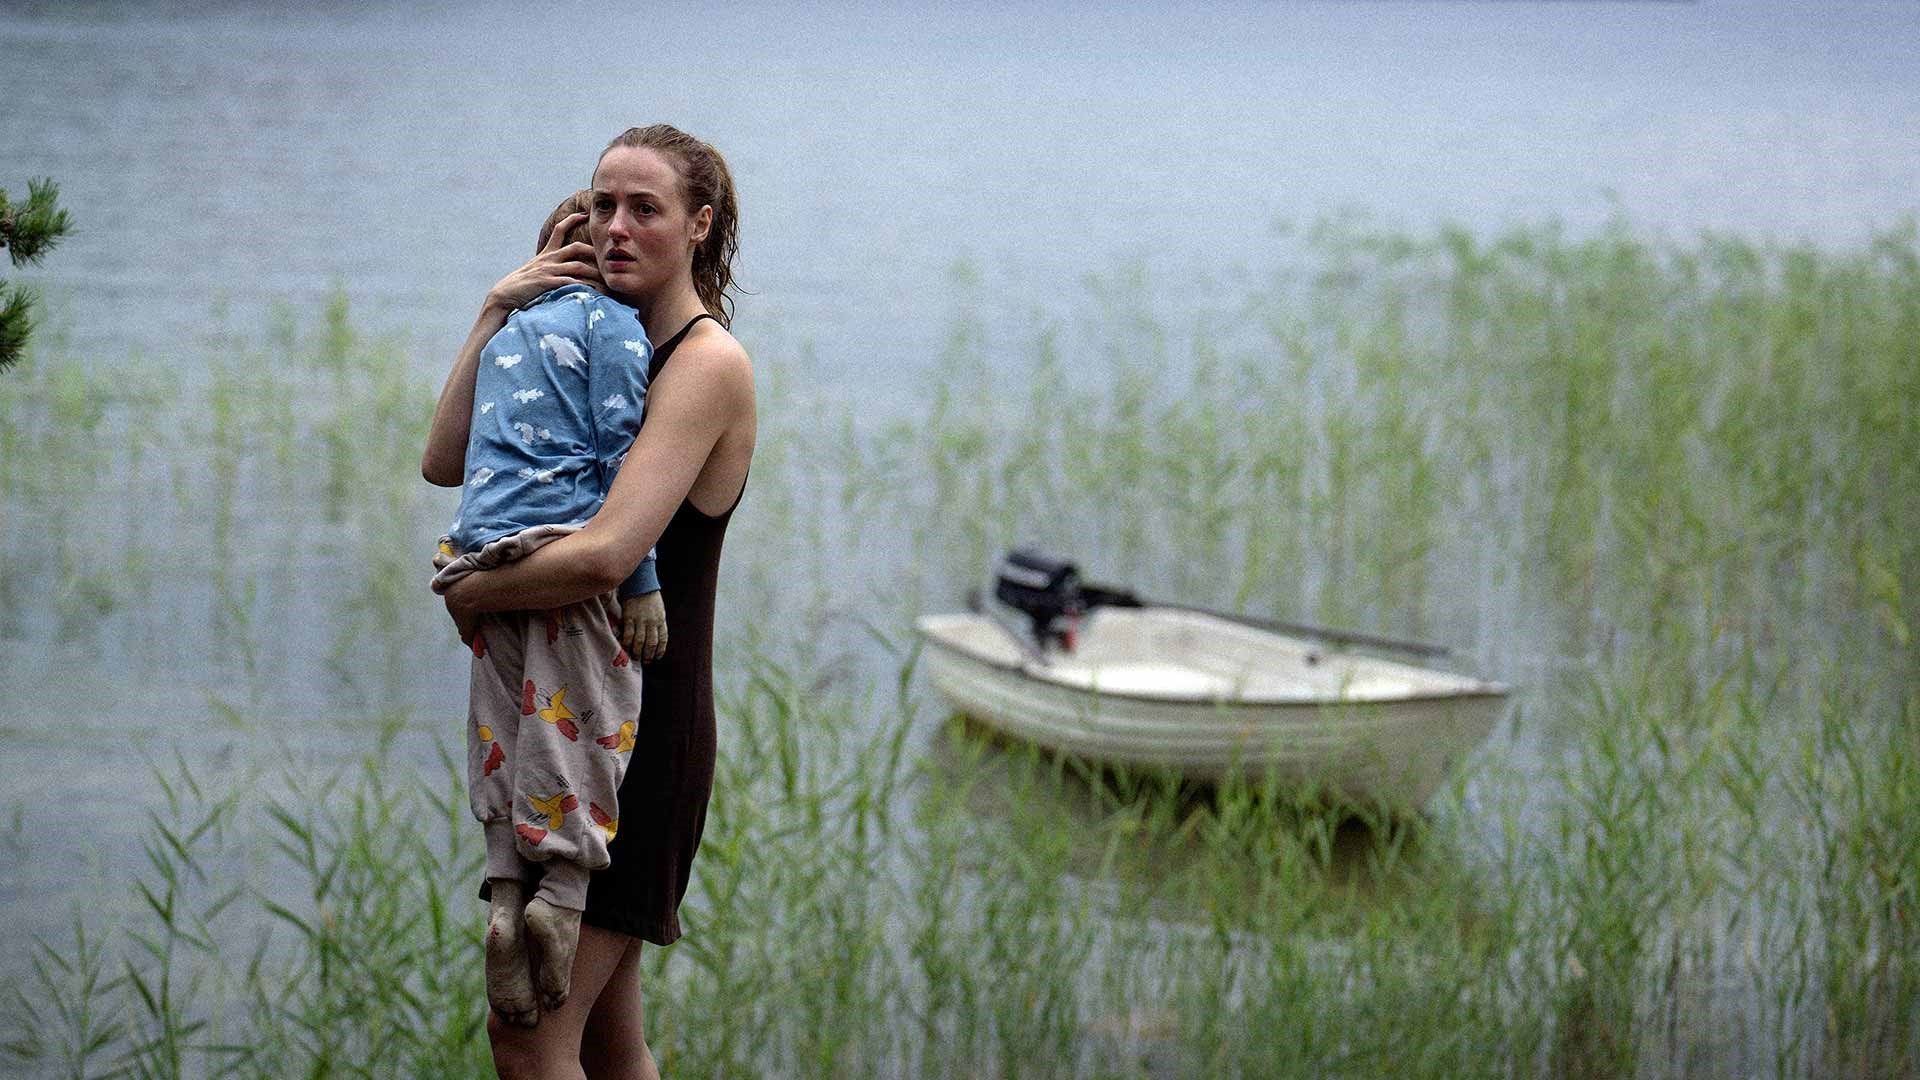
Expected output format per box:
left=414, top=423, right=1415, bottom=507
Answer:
left=621, top=591, right=667, bottom=663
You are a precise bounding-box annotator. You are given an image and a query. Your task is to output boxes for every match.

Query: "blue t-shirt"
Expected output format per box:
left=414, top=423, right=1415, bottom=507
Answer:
left=448, top=284, right=657, bottom=597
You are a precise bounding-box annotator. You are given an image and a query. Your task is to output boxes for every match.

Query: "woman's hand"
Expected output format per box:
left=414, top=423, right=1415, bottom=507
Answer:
left=484, top=213, right=603, bottom=312
left=422, top=214, right=606, bottom=486
left=622, top=591, right=668, bottom=662
left=445, top=585, right=483, bottom=647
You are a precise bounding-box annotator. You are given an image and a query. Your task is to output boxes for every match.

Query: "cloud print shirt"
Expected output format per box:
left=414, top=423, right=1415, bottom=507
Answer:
left=448, top=284, right=657, bottom=598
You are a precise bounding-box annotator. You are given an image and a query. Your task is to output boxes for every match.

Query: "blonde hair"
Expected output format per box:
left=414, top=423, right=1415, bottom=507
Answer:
left=536, top=189, right=593, bottom=252
left=598, top=125, right=741, bottom=328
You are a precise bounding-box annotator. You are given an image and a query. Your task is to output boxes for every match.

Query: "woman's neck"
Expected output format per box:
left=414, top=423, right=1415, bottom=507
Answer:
left=625, top=280, right=710, bottom=347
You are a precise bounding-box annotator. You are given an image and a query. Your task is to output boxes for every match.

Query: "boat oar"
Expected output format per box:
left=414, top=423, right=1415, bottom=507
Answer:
left=1081, top=583, right=1456, bottom=660
left=1161, top=604, right=1456, bottom=659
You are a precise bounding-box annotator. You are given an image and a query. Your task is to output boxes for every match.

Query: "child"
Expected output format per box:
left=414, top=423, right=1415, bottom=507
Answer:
left=429, top=191, right=661, bottom=1026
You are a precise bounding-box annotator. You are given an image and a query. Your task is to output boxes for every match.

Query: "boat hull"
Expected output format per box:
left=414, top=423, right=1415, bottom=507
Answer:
left=915, top=609, right=1506, bottom=812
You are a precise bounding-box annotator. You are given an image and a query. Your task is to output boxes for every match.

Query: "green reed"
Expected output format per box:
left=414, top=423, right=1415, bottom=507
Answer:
left=2, top=216, right=1916, bottom=1076
left=3, top=659, right=1913, bottom=1077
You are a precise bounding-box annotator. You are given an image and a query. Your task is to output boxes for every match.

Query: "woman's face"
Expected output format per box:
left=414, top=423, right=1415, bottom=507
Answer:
left=589, top=145, right=712, bottom=304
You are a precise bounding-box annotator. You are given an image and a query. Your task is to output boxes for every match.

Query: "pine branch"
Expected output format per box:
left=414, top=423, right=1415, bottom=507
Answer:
left=1, top=179, right=74, bottom=268
left=0, top=282, right=35, bottom=372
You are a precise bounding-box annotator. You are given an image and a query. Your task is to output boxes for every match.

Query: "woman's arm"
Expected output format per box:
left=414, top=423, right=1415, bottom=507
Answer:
left=439, top=333, right=753, bottom=617
left=421, top=303, right=512, bottom=486
left=421, top=215, right=605, bottom=486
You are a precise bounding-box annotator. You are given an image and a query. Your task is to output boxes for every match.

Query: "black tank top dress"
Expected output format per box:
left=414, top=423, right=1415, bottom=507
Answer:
left=582, top=313, right=739, bottom=945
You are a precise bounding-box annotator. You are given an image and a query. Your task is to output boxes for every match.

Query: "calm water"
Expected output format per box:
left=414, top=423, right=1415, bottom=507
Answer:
left=4, top=1, right=1916, bottom=394
left=2, top=0, right=1918, bottom=1000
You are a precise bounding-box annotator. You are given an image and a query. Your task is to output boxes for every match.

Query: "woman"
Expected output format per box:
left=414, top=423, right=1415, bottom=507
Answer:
left=422, top=124, right=755, bottom=1080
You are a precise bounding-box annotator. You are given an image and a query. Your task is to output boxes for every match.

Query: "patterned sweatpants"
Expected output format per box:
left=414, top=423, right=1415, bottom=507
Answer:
left=434, top=526, right=643, bottom=911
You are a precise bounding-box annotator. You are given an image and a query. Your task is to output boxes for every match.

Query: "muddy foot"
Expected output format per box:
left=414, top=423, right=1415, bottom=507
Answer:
left=485, top=879, right=540, bottom=1028
left=523, top=896, right=581, bottom=1012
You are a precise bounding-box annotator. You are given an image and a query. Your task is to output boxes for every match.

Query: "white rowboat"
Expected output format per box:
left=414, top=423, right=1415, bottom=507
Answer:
left=915, top=606, right=1507, bottom=812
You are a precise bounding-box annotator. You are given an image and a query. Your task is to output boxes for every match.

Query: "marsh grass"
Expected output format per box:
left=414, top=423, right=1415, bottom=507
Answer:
left=1, top=219, right=1916, bottom=1076
left=3, top=747, right=489, bottom=1079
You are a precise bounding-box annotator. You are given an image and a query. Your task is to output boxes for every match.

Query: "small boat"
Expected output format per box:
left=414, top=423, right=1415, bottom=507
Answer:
left=914, top=552, right=1508, bottom=812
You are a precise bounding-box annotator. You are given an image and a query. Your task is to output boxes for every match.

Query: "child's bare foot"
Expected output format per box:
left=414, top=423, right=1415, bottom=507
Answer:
left=485, top=879, right=540, bottom=1028
left=523, top=896, right=581, bottom=1011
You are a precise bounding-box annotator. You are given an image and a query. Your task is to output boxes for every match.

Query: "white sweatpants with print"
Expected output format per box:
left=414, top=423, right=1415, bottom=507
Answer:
left=434, top=526, right=643, bottom=911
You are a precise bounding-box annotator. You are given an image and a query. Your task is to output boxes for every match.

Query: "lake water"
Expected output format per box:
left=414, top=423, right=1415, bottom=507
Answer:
left=2, top=1, right=1918, bottom=1054
left=4, top=1, right=1916, bottom=396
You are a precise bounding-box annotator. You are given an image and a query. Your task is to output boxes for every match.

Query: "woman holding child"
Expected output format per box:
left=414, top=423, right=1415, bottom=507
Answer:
left=422, top=124, right=755, bottom=1080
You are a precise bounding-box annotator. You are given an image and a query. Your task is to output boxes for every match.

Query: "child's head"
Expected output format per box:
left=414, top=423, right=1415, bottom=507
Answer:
left=537, top=189, right=593, bottom=252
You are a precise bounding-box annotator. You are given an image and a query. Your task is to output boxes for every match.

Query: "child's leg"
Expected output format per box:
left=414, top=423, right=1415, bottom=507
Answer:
left=465, top=611, right=543, bottom=1026
left=484, top=877, right=540, bottom=1028
left=508, top=592, right=642, bottom=1007
left=508, top=592, right=642, bottom=903
left=467, top=611, right=534, bottom=888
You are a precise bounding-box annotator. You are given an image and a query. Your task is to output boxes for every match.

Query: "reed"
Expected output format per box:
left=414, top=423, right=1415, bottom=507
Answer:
left=1, top=217, right=1915, bottom=1076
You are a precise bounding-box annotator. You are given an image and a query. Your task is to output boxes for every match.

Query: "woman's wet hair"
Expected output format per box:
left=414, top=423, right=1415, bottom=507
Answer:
left=536, top=189, right=593, bottom=253
left=598, top=124, right=741, bottom=328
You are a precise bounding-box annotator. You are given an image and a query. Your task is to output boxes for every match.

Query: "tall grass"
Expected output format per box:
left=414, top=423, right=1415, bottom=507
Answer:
left=26, top=649, right=1907, bottom=1076
left=2, top=748, right=489, bottom=1078
left=1, top=218, right=1915, bottom=1076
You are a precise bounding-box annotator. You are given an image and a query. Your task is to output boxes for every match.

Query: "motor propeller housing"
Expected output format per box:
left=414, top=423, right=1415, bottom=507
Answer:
left=994, top=549, right=1082, bottom=648
left=992, top=549, right=1140, bottom=651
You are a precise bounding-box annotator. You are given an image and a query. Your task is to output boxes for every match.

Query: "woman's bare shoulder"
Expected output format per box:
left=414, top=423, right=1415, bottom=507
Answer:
left=651, top=322, right=754, bottom=416
left=685, top=320, right=750, bottom=370
left=661, top=323, right=751, bottom=387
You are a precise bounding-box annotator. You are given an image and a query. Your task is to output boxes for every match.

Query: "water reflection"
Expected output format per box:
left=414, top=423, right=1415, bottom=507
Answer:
left=920, top=715, right=1435, bottom=919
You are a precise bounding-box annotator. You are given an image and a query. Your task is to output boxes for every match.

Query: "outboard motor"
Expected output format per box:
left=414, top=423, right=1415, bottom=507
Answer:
left=991, top=549, right=1146, bottom=652
left=993, top=549, right=1086, bottom=651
